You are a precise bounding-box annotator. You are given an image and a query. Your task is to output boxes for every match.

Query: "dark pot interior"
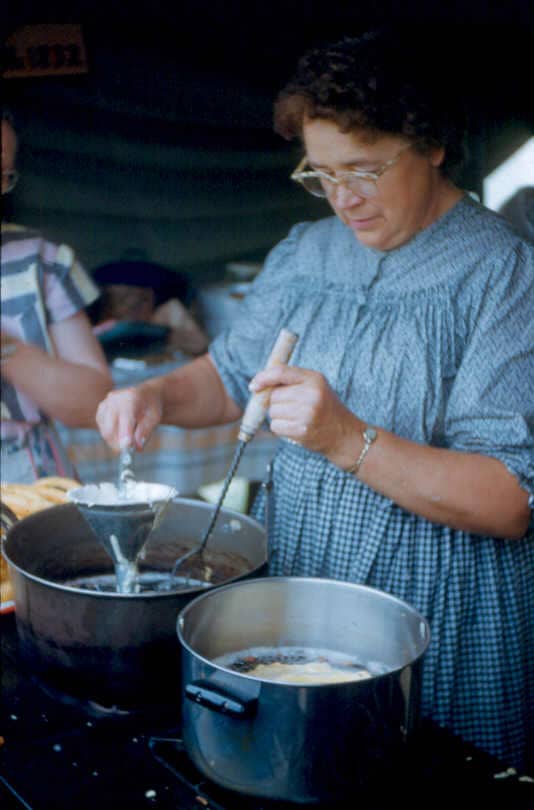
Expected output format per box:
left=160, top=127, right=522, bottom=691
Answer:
left=3, top=499, right=267, bottom=707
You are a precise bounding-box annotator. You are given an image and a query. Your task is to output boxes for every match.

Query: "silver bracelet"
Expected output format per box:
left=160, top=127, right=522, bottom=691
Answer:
left=346, top=427, right=377, bottom=475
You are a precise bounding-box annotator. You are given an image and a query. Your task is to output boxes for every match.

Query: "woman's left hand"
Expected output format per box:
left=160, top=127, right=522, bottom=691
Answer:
left=249, top=365, right=362, bottom=468
left=249, top=364, right=530, bottom=539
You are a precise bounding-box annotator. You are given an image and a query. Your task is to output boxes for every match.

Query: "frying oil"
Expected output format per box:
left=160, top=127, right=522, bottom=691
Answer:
left=63, top=571, right=210, bottom=593
left=213, top=646, right=390, bottom=684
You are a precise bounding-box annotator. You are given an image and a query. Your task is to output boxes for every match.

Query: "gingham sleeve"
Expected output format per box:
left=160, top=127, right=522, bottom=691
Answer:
left=444, top=241, right=534, bottom=505
left=209, top=223, right=309, bottom=409
left=40, top=240, right=100, bottom=324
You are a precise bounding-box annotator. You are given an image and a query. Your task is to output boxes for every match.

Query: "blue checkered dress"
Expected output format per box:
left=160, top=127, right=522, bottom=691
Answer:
left=210, top=195, right=534, bottom=772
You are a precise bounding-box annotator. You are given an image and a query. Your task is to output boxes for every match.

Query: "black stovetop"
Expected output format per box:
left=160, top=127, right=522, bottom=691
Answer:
left=1, top=612, right=533, bottom=810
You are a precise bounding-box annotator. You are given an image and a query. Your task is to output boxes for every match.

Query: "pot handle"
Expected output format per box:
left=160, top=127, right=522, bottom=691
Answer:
left=1, top=503, right=19, bottom=535
left=185, top=680, right=257, bottom=719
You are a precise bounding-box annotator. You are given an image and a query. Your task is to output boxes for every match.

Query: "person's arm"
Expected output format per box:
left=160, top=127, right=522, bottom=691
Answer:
left=1, top=311, right=112, bottom=428
left=96, top=354, right=242, bottom=451
left=250, top=365, right=531, bottom=540
left=340, top=416, right=530, bottom=540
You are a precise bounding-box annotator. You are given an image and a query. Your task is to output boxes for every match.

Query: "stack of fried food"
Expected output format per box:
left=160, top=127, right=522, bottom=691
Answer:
left=1, top=476, right=79, bottom=607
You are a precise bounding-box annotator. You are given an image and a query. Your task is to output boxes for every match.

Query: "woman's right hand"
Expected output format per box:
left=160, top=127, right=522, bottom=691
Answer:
left=96, top=381, right=164, bottom=452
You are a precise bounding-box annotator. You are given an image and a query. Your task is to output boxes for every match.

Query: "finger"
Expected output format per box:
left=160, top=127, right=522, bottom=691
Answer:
left=132, top=401, right=162, bottom=450
left=249, top=364, right=307, bottom=392
left=133, top=424, right=147, bottom=451
left=97, top=395, right=136, bottom=452
left=117, top=412, right=138, bottom=451
left=96, top=400, right=120, bottom=449
left=269, top=417, right=308, bottom=440
left=269, top=384, right=305, bottom=407
left=133, top=417, right=152, bottom=451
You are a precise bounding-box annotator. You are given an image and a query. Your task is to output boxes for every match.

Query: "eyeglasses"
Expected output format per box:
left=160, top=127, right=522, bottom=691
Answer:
left=291, top=141, right=414, bottom=199
left=2, top=170, right=19, bottom=193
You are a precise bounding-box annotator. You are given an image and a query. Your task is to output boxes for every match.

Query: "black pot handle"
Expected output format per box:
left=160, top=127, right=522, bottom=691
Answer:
left=185, top=681, right=257, bottom=719
left=1, top=503, right=19, bottom=535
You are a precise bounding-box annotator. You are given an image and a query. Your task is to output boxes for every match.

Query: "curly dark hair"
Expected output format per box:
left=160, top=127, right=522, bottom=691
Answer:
left=274, top=29, right=467, bottom=179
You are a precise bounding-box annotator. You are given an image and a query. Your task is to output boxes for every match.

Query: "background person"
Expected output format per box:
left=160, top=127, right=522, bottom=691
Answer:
left=96, top=30, right=534, bottom=771
left=1, top=109, right=113, bottom=483
left=89, top=253, right=209, bottom=358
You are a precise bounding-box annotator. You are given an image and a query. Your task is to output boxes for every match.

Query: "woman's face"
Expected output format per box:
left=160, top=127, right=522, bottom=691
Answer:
left=302, top=118, right=453, bottom=251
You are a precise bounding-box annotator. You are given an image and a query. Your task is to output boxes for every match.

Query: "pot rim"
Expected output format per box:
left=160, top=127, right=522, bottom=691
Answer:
left=176, top=575, right=431, bottom=687
left=1, top=498, right=267, bottom=601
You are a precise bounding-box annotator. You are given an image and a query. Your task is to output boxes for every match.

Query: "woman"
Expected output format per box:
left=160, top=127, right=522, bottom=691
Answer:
left=1, top=110, right=113, bottom=482
left=96, top=31, right=534, bottom=770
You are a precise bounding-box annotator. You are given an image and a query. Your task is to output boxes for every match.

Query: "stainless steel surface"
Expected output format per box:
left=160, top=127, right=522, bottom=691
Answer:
left=177, top=576, right=431, bottom=803
left=2, top=499, right=267, bottom=707
left=69, top=481, right=177, bottom=593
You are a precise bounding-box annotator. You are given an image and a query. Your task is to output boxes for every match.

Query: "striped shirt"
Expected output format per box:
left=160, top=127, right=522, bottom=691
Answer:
left=1, top=223, right=99, bottom=437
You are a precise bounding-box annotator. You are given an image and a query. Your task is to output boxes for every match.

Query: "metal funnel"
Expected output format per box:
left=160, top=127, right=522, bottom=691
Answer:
left=68, top=482, right=177, bottom=594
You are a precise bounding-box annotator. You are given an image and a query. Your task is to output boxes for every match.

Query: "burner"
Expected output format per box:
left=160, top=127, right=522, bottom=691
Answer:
left=32, top=674, right=137, bottom=718
left=87, top=700, right=133, bottom=717
left=27, top=669, right=182, bottom=735
left=149, top=736, right=288, bottom=809
left=3, top=614, right=533, bottom=810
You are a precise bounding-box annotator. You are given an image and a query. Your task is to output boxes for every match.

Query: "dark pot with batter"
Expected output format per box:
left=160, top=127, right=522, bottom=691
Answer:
left=2, top=499, right=267, bottom=708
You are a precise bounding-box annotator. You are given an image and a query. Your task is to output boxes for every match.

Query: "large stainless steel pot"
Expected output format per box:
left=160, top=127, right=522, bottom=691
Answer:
left=178, top=577, right=431, bottom=804
left=2, top=498, right=267, bottom=708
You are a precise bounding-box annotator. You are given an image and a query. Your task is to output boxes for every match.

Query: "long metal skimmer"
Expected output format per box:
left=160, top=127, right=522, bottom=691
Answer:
left=169, top=327, right=298, bottom=584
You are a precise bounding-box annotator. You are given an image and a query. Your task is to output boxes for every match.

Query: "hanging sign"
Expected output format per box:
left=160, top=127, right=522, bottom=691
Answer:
left=3, top=24, right=89, bottom=78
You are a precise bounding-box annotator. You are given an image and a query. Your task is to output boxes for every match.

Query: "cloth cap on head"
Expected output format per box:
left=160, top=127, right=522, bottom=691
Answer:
left=91, top=260, right=193, bottom=306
